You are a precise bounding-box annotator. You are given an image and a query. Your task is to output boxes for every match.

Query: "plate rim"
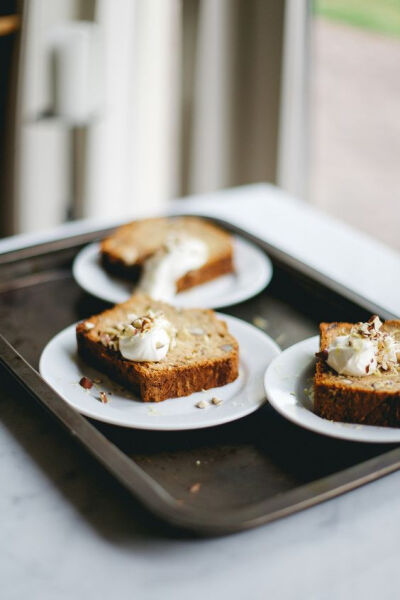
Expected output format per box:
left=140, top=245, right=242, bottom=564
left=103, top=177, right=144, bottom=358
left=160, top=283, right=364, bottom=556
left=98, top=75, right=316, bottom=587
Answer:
left=264, top=335, right=400, bottom=444
left=72, top=235, right=273, bottom=309
left=39, top=313, right=281, bottom=431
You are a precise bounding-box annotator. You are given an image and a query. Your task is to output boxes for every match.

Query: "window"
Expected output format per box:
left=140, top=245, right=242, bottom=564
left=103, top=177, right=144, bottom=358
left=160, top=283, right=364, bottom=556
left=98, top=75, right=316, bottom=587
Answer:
left=310, top=0, right=400, bottom=250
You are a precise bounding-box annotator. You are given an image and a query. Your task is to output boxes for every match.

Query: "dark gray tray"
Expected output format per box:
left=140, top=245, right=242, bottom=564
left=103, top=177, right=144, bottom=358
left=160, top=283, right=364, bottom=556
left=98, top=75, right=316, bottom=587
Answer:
left=1, top=216, right=400, bottom=536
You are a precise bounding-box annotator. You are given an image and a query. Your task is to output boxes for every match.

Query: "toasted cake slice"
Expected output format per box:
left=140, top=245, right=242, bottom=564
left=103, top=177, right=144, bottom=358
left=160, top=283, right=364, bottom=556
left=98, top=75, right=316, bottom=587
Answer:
left=100, top=216, right=234, bottom=291
left=314, top=320, right=400, bottom=426
left=76, top=294, right=239, bottom=402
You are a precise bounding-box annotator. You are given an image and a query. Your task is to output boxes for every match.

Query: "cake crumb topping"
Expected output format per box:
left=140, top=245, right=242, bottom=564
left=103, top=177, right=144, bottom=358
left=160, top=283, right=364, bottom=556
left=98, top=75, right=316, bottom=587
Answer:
left=99, top=391, right=109, bottom=403
left=196, top=399, right=208, bottom=409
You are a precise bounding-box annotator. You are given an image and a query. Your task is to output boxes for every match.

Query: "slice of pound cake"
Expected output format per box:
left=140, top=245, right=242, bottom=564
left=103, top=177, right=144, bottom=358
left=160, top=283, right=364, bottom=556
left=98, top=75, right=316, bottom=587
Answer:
left=76, top=294, right=239, bottom=402
left=314, top=315, right=400, bottom=426
left=100, top=216, right=234, bottom=301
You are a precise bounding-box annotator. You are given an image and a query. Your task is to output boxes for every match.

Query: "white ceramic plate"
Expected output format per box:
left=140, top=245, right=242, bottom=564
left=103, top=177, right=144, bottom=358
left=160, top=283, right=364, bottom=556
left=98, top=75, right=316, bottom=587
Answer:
left=72, top=236, right=273, bottom=308
left=264, top=336, right=400, bottom=443
left=39, top=314, right=280, bottom=431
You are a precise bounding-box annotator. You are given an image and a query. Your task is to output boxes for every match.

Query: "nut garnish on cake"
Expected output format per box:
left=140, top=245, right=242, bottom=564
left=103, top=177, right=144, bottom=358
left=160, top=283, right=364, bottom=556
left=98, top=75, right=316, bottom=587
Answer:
left=97, top=309, right=177, bottom=362
left=314, top=315, right=400, bottom=427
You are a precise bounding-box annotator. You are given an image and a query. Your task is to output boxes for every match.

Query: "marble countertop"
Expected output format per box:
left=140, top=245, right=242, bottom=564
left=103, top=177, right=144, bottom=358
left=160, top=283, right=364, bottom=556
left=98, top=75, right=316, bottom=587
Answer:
left=2, top=184, right=399, bottom=599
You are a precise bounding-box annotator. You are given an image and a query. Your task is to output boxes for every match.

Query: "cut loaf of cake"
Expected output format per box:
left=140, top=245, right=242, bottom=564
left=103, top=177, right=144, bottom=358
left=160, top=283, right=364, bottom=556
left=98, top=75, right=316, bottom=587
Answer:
left=314, top=319, right=400, bottom=426
left=100, top=216, right=234, bottom=292
left=76, top=294, right=239, bottom=402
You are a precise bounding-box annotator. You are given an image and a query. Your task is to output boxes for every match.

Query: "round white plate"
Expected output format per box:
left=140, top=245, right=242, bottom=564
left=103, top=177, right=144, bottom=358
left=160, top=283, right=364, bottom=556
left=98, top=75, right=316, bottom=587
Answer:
left=39, top=314, right=280, bottom=431
left=72, top=236, right=273, bottom=308
left=265, top=336, right=400, bottom=443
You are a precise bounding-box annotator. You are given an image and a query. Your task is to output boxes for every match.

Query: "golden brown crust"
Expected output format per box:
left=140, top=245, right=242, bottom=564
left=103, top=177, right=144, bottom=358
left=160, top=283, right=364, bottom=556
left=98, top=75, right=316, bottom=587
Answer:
left=76, top=294, right=239, bottom=403
left=314, top=321, right=400, bottom=426
left=176, top=254, right=234, bottom=292
left=100, top=216, right=234, bottom=291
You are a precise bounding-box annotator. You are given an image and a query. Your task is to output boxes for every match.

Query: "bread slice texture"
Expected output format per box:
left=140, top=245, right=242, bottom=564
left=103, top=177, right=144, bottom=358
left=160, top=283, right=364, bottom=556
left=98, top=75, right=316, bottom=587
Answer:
left=76, top=294, right=239, bottom=402
left=314, top=321, right=400, bottom=426
left=100, top=216, right=234, bottom=292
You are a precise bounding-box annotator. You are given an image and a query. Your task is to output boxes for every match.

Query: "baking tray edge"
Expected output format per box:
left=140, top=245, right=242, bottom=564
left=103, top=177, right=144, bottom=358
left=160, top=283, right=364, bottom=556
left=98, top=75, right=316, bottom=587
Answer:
left=1, top=215, right=399, bottom=535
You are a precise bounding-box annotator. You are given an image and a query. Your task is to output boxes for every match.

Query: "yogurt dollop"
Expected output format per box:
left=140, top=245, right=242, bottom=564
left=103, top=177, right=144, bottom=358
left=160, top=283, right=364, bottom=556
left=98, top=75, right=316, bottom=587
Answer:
left=137, top=234, right=208, bottom=301
left=326, top=335, right=377, bottom=376
left=119, top=313, right=176, bottom=362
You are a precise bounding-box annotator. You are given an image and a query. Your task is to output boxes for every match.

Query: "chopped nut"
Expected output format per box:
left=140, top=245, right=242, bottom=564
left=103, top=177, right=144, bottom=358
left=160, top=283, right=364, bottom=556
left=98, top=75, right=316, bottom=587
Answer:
left=100, top=333, right=111, bottom=347
left=189, top=482, right=201, bottom=493
left=195, top=400, right=208, bottom=409
left=211, top=396, right=222, bottom=406
left=357, top=316, right=382, bottom=337
left=99, top=391, right=109, bottom=403
left=79, top=376, right=93, bottom=389
left=252, top=316, right=268, bottom=330
left=124, top=324, right=136, bottom=335
left=368, top=314, right=382, bottom=328
left=133, top=318, right=143, bottom=329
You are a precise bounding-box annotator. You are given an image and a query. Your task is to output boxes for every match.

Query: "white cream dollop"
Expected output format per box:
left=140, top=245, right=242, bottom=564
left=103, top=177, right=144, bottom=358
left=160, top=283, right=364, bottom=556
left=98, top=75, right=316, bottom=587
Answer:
left=119, top=314, right=175, bottom=362
left=326, top=335, right=377, bottom=377
left=137, top=234, right=208, bottom=301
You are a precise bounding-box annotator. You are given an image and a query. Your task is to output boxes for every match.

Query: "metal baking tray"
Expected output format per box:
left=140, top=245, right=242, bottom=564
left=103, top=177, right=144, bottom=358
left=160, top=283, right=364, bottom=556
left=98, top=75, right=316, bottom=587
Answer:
left=1, top=215, right=400, bottom=536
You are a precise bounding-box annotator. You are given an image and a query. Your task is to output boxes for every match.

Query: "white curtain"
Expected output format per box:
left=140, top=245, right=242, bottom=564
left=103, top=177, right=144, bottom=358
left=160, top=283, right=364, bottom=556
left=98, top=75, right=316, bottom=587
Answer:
left=8, top=0, right=308, bottom=235
left=85, top=0, right=181, bottom=220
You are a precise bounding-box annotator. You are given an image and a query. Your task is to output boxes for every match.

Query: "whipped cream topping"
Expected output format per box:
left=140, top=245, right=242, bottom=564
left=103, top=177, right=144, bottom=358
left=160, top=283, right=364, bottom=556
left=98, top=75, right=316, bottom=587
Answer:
left=324, top=315, right=400, bottom=377
left=118, top=311, right=176, bottom=362
left=326, top=335, right=377, bottom=377
left=136, top=234, right=208, bottom=301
